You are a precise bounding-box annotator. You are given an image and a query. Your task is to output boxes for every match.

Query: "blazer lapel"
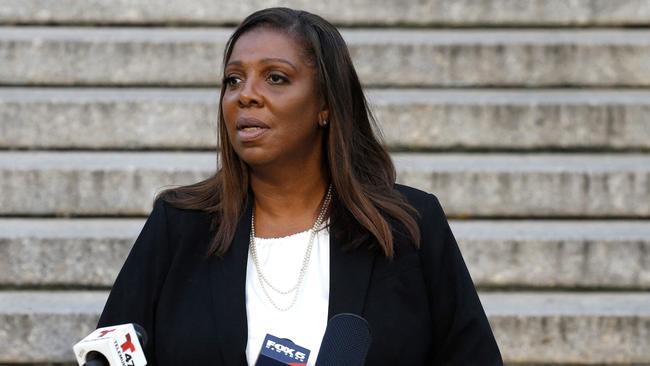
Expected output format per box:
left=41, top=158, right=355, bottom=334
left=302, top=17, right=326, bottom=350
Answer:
left=327, top=230, right=377, bottom=319
left=209, top=198, right=252, bottom=366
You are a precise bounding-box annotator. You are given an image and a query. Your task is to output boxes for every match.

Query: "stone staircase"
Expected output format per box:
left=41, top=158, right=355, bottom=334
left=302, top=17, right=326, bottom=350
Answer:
left=1, top=1, right=649, bottom=364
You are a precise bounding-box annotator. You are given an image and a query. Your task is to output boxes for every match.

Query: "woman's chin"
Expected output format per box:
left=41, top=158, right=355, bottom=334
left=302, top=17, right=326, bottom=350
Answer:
left=237, top=149, right=277, bottom=168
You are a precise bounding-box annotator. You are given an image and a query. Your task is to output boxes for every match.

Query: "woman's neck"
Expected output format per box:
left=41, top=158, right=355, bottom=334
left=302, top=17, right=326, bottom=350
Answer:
left=249, top=164, right=329, bottom=238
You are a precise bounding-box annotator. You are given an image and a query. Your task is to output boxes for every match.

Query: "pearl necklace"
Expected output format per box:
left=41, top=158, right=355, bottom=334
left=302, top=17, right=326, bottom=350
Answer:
left=249, top=185, right=333, bottom=311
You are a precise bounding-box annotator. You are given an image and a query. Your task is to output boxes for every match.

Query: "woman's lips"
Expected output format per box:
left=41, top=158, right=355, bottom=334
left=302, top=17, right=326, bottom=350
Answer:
left=235, top=117, right=270, bottom=142
left=237, top=126, right=269, bottom=142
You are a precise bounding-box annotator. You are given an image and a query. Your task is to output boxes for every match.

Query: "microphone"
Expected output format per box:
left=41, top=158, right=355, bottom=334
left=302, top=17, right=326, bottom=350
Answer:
left=73, top=323, right=148, bottom=366
left=315, top=313, right=372, bottom=366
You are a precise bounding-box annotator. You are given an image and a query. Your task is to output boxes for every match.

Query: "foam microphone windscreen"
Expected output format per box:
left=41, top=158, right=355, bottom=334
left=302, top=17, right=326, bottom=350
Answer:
left=315, top=313, right=371, bottom=366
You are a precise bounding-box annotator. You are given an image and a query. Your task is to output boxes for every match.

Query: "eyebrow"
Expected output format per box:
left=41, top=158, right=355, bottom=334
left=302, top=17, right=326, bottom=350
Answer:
left=226, top=58, right=298, bottom=72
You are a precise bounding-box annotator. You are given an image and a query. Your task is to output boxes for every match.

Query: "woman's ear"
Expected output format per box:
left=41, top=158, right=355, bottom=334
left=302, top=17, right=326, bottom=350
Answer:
left=319, top=109, right=329, bottom=127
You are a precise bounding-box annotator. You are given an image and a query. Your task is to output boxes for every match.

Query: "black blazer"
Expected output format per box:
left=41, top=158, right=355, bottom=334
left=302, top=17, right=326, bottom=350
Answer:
left=97, top=184, right=502, bottom=365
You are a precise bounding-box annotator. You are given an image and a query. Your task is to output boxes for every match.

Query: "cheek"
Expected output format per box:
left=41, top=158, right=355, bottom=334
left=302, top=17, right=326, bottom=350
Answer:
left=220, top=96, right=237, bottom=131
left=221, top=94, right=236, bottom=116
left=272, top=95, right=318, bottom=127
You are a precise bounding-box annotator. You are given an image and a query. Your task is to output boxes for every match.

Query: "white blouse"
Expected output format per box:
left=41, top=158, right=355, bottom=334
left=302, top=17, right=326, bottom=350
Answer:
left=245, top=222, right=330, bottom=366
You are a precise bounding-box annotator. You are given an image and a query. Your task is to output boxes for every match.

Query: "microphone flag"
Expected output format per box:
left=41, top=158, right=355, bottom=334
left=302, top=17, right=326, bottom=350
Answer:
left=255, top=333, right=311, bottom=366
left=73, top=323, right=147, bottom=366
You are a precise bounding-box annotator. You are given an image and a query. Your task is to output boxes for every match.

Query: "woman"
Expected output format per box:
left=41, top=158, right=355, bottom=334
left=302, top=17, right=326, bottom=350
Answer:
left=98, top=7, right=503, bottom=365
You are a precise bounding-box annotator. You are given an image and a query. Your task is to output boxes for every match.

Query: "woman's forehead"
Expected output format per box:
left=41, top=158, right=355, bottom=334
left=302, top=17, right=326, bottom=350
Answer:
left=227, top=28, right=308, bottom=69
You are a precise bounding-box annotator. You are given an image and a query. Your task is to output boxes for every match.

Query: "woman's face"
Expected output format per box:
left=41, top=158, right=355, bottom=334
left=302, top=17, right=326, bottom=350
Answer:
left=221, top=27, right=327, bottom=168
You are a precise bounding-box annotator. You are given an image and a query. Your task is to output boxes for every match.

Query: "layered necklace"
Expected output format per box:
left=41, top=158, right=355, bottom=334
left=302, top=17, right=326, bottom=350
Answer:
left=249, top=184, right=333, bottom=311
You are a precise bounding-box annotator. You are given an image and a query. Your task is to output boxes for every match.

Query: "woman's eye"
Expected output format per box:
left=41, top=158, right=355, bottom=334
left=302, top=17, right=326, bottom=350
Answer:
left=223, top=76, right=240, bottom=87
left=268, top=73, right=288, bottom=84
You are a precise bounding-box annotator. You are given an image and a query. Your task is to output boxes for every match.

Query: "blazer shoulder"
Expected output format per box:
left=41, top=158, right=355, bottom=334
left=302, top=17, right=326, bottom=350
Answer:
left=394, top=183, right=446, bottom=221
left=154, top=195, right=214, bottom=231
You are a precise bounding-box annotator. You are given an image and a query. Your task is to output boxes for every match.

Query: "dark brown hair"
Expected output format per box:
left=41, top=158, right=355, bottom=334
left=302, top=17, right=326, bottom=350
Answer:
left=156, top=7, right=420, bottom=258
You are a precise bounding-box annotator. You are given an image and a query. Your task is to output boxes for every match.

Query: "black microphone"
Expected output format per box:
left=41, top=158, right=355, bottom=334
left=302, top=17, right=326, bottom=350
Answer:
left=82, top=352, right=109, bottom=366
left=315, top=313, right=372, bottom=366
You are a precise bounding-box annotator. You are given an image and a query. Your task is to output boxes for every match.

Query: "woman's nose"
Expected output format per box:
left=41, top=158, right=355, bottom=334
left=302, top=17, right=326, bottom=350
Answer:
left=238, top=78, right=263, bottom=108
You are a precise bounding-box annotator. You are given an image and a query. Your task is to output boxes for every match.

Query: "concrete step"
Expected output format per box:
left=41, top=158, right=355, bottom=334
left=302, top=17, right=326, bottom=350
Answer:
left=1, top=219, right=649, bottom=290
left=2, top=27, right=650, bottom=86
left=0, top=218, right=141, bottom=288
left=1, top=291, right=649, bottom=364
left=480, top=292, right=650, bottom=364
left=2, top=88, right=650, bottom=151
left=454, top=220, right=650, bottom=290
left=1, top=0, right=648, bottom=26
left=1, top=151, right=649, bottom=217
left=0, top=291, right=104, bottom=364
